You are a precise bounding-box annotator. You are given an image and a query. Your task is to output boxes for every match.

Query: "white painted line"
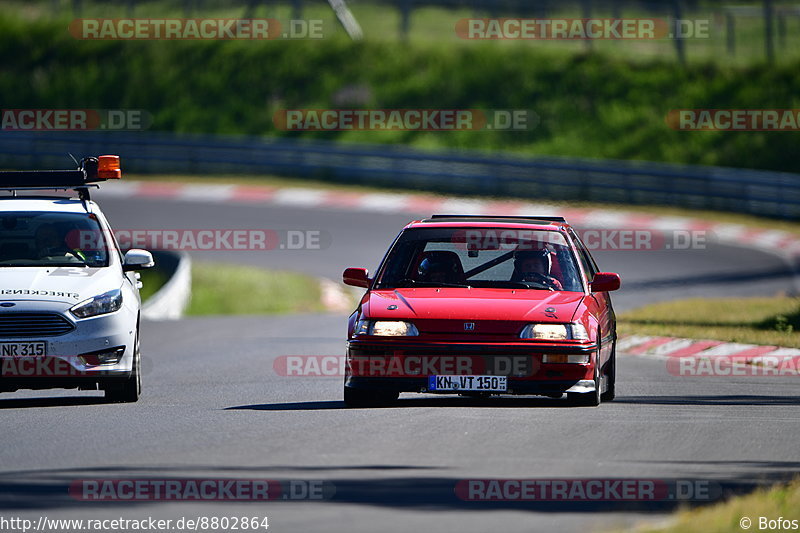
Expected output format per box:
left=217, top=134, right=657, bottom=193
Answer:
left=707, top=223, right=749, bottom=243
left=357, top=193, right=415, bottom=212
left=616, top=335, right=655, bottom=352
left=646, top=216, right=694, bottom=231
left=646, top=338, right=696, bottom=357
left=96, top=181, right=143, bottom=197
left=178, top=184, right=237, bottom=202
left=437, top=198, right=491, bottom=214
left=577, top=210, right=631, bottom=229
left=515, top=203, right=564, bottom=216
left=746, top=229, right=794, bottom=250
left=762, top=347, right=800, bottom=357
left=695, top=343, right=760, bottom=357
left=272, top=188, right=328, bottom=207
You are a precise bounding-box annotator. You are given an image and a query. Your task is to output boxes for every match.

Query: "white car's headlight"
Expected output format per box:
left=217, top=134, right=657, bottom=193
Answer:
left=520, top=323, right=589, bottom=341
left=355, top=320, right=419, bottom=336
left=70, top=289, right=123, bottom=319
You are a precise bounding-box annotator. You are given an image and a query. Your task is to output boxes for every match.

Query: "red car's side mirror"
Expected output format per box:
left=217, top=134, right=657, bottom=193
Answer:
left=590, top=272, right=621, bottom=292
left=343, top=267, right=371, bottom=288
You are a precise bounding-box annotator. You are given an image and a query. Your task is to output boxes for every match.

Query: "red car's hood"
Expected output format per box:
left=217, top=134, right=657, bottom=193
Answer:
left=366, top=288, right=585, bottom=323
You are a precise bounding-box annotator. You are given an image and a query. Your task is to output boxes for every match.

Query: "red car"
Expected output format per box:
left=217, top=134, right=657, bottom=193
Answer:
left=342, top=215, right=620, bottom=407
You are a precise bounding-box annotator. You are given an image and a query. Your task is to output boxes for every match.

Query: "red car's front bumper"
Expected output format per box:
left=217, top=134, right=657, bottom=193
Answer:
left=344, top=340, right=599, bottom=396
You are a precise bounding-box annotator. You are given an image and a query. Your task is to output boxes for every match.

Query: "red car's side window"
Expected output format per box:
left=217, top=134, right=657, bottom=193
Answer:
left=570, top=231, right=597, bottom=283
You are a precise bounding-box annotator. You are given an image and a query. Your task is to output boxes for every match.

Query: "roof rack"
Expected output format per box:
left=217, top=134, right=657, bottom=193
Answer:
left=0, top=155, right=121, bottom=201
left=428, top=214, right=567, bottom=223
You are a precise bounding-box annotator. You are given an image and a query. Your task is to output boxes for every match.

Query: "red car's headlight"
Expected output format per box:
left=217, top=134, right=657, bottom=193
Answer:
left=355, top=320, right=419, bottom=336
left=520, top=323, right=589, bottom=341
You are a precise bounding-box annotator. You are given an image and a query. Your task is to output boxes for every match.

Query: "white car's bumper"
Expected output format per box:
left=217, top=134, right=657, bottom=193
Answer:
left=0, top=300, right=136, bottom=391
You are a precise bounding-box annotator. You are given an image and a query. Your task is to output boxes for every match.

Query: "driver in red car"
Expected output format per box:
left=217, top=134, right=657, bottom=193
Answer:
left=416, top=251, right=464, bottom=284
left=512, top=249, right=563, bottom=290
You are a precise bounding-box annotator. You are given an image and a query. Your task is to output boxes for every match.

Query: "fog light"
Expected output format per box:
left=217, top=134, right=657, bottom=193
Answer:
left=79, top=346, right=125, bottom=366
left=542, top=354, right=590, bottom=364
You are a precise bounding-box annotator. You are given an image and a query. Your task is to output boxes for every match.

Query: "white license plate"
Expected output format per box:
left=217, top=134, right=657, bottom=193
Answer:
left=429, top=375, right=507, bottom=392
left=0, top=342, right=47, bottom=357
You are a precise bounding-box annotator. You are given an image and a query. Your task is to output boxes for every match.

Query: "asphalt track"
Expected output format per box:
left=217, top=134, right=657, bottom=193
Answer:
left=2, top=193, right=799, bottom=533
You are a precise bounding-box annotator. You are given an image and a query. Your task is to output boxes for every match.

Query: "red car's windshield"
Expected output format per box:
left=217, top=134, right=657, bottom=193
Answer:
left=375, top=227, right=583, bottom=291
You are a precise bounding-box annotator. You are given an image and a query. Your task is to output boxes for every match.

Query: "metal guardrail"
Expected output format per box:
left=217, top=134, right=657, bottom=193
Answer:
left=1, top=130, right=799, bottom=219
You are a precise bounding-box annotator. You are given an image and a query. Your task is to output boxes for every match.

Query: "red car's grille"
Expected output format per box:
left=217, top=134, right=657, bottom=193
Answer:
left=413, top=319, right=526, bottom=336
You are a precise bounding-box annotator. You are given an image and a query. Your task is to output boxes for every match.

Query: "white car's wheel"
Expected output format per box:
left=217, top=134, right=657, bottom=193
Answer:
left=105, top=327, right=141, bottom=403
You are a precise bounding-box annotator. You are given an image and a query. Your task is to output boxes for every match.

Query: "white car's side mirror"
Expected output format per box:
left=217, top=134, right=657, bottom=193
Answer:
left=123, top=249, right=155, bottom=272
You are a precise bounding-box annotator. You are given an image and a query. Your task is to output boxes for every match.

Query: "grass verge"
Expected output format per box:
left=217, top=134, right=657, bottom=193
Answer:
left=633, top=477, right=800, bottom=533
left=186, top=262, right=325, bottom=316
left=138, top=261, right=333, bottom=315
left=137, top=268, right=169, bottom=303
left=618, top=296, right=800, bottom=348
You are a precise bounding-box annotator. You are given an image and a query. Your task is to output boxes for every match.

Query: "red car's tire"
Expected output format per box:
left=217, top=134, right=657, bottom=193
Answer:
left=343, top=387, right=398, bottom=408
left=567, top=341, right=601, bottom=407
left=601, top=341, right=616, bottom=402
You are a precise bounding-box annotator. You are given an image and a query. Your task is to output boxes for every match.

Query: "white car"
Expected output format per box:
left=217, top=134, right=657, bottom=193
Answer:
left=0, top=156, right=153, bottom=402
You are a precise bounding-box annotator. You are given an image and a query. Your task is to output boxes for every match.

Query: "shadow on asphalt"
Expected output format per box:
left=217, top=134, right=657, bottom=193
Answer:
left=615, top=395, right=800, bottom=406
left=225, top=396, right=586, bottom=411
left=621, top=266, right=795, bottom=290
left=226, top=392, right=800, bottom=410
left=0, top=465, right=795, bottom=515
left=0, top=395, right=108, bottom=409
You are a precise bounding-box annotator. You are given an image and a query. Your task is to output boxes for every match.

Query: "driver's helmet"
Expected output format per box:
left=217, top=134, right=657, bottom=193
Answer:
left=417, top=251, right=462, bottom=282
left=513, top=249, right=552, bottom=279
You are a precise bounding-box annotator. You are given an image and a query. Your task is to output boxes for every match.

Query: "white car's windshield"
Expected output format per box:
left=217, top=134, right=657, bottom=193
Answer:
left=375, top=227, right=583, bottom=291
left=0, top=211, right=110, bottom=267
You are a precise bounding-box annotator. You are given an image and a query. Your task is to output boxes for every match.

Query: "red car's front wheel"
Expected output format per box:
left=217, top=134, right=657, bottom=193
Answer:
left=344, top=387, right=399, bottom=408
left=567, top=343, right=602, bottom=406
left=601, top=342, right=616, bottom=402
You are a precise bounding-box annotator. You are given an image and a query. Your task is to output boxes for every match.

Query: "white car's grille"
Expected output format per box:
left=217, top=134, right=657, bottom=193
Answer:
left=0, top=313, right=75, bottom=337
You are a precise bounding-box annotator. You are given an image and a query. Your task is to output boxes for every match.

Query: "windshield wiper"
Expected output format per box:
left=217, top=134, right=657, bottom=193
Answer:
left=395, top=279, right=472, bottom=288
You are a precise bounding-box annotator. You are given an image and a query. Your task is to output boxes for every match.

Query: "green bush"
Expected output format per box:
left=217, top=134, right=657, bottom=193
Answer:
left=2, top=16, right=799, bottom=172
